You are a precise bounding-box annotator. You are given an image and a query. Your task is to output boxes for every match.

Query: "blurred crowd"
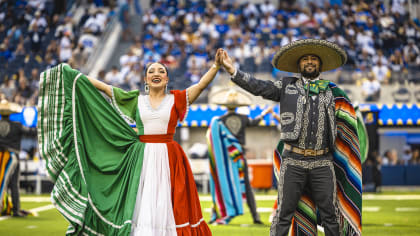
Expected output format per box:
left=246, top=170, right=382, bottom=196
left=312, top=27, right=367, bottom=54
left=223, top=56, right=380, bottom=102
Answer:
left=0, top=0, right=115, bottom=106
left=377, top=146, right=420, bottom=166
left=1, top=0, right=420, bottom=105
left=103, top=0, right=420, bottom=103
left=362, top=144, right=420, bottom=192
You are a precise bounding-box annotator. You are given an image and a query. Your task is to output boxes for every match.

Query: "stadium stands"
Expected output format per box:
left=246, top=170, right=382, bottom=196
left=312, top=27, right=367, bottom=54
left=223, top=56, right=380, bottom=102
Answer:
left=0, top=0, right=114, bottom=106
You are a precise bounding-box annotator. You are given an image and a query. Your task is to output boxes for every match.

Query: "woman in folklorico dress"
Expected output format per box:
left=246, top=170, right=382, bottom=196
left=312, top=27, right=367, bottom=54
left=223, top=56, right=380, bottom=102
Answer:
left=38, top=49, right=225, bottom=235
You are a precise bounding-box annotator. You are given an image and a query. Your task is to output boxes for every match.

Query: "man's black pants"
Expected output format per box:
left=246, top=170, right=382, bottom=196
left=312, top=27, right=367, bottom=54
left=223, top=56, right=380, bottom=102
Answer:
left=270, top=158, right=339, bottom=236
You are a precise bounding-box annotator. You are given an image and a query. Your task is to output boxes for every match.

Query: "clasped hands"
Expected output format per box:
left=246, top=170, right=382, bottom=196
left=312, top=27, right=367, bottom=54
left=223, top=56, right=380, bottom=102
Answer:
left=214, top=48, right=236, bottom=76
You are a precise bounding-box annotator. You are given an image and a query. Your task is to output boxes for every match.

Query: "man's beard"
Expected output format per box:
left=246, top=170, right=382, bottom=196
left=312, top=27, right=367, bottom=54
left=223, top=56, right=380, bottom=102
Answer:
left=301, top=67, right=320, bottom=79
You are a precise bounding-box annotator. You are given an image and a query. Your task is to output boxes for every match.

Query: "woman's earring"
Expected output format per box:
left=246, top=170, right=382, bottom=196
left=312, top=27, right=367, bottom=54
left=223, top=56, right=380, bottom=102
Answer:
left=165, top=84, right=168, bottom=93
left=145, top=83, right=149, bottom=93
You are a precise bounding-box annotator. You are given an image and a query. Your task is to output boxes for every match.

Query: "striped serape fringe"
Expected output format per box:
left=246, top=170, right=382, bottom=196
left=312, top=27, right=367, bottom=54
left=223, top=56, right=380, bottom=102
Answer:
left=207, top=117, right=245, bottom=223
left=0, top=151, right=17, bottom=214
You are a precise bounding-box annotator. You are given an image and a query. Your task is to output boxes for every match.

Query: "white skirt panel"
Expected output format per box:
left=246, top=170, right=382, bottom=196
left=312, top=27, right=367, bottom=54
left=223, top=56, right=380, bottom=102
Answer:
left=131, top=143, right=177, bottom=236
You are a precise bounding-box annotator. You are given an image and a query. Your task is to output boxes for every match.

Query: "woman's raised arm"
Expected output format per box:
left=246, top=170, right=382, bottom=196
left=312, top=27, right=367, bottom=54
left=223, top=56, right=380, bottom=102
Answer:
left=186, top=48, right=222, bottom=104
left=87, top=76, right=112, bottom=98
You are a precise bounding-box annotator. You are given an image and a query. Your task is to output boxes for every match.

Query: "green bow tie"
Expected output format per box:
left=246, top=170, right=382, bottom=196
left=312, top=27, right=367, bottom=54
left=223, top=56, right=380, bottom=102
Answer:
left=303, top=79, right=330, bottom=95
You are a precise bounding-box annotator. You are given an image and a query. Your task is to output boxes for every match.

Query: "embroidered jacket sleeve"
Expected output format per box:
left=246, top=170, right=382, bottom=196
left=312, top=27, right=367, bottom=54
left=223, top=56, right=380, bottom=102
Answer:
left=231, top=70, right=283, bottom=102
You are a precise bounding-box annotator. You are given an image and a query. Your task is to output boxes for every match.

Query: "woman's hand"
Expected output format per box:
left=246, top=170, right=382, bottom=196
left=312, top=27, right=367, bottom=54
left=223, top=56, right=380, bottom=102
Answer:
left=214, top=48, right=223, bottom=68
left=186, top=48, right=223, bottom=104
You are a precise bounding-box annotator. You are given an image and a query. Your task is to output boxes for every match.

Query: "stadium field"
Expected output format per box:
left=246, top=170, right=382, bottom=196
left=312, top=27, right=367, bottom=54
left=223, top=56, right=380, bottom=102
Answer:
left=0, top=191, right=419, bottom=236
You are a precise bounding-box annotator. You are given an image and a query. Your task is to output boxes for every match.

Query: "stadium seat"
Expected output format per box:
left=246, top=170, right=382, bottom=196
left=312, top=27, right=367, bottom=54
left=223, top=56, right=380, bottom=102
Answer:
left=392, top=87, right=411, bottom=103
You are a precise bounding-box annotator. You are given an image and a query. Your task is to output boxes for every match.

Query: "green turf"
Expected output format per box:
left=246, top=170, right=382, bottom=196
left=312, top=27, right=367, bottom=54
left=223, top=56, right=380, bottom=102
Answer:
left=0, top=192, right=419, bottom=235
left=363, top=199, right=420, bottom=235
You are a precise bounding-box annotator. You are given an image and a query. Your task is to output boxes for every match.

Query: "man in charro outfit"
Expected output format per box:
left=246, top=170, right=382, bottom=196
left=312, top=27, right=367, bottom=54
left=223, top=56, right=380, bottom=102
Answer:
left=218, top=40, right=364, bottom=236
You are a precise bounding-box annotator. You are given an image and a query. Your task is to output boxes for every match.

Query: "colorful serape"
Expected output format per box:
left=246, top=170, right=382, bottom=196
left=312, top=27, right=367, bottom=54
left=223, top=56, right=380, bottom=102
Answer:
left=207, top=117, right=245, bottom=223
left=273, top=82, right=367, bottom=236
left=0, top=150, right=17, bottom=213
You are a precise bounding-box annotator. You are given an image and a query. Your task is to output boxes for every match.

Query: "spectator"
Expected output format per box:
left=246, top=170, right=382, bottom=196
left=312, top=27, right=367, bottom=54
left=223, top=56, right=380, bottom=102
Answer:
left=314, top=7, right=328, bottom=24
left=409, top=148, right=420, bottom=164
left=0, top=77, right=17, bottom=101
left=68, top=43, right=89, bottom=70
left=78, top=9, right=91, bottom=29
left=356, top=29, right=375, bottom=55
left=389, top=49, right=406, bottom=84
left=119, top=0, right=133, bottom=41
left=119, top=48, right=139, bottom=78
left=281, top=30, right=297, bottom=46
left=16, top=76, right=32, bottom=102
left=198, top=15, right=218, bottom=40
left=0, top=43, right=12, bottom=61
left=403, top=39, right=419, bottom=65
left=391, top=0, right=407, bottom=16
left=58, top=31, right=72, bottom=62
left=125, top=63, right=143, bottom=91
left=260, top=0, right=275, bottom=15
left=243, top=2, right=259, bottom=18
left=29, top=68, right=39, bottom=92
left=28, top=24, right=43, bottom=53
left=401, top=145, right=412, bottom=165
left=29, top=11, right=47, bottom=31
left=361, top=72, right=381, bottom=102
left=372, top=59, right=391, bottom=84
left=78, top=29, right=99, bottom=53
left=372, top=49, right=388, bottom=66
left=83, top=9, right=103, bottom=35
left=383, top=149, right=399, bottom=165
left=55, top=15, right=74, bottom=39
left=104, top=66, right=123, bottom=86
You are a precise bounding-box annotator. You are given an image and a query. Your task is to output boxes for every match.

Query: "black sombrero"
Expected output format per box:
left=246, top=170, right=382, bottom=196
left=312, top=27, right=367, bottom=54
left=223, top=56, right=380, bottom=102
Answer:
left=271, top=39, right=347, bottom=73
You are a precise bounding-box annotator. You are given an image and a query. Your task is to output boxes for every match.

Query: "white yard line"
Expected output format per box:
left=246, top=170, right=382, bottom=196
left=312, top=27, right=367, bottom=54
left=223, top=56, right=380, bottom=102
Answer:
left=0, top=204, right=55, bottom=221
left=200, top=195, right=277, bottom=201
left=30, top=204, right=55, bottom=213
left=363, top=194, right=420, bottom=200
left=200, top=194, right=420, bottom=202
left=363, top=207, right=381, bottom=212
left=17, top=194, right=420, bottom=203
left=21, top=197, right=51, bottom=202
left=395, top=207, right=420, bottom=212
left=204, top=207, right=274, bottom=213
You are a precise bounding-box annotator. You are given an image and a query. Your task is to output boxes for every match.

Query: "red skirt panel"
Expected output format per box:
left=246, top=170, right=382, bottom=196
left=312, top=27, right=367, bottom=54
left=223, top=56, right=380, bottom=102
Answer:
left=167, top=141, right=212, bottom=236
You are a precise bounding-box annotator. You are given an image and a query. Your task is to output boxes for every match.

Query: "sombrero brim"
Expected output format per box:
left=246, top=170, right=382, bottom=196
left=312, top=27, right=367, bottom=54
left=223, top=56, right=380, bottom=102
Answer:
left=216, top=102, right=251, bottom=108
left=211, top=88, right=252, bottom=108
left=0, top=102, right=22, bottom=115
left=272, top=39, right=347, bottom=73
